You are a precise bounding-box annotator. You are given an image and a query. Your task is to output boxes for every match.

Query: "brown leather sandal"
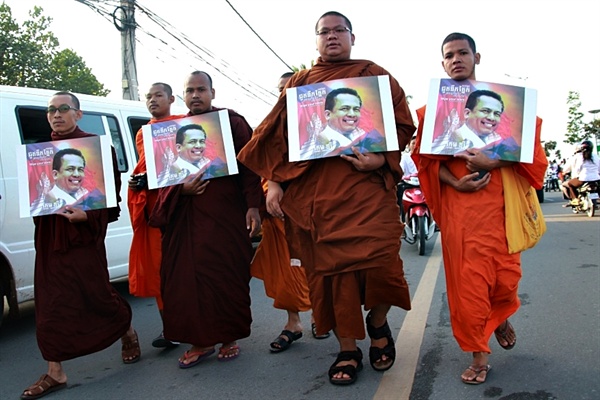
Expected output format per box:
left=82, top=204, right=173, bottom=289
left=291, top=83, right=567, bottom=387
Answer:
left=21, top=374, right=67, bottom=399
left=121, top=330, right=141, bottom=364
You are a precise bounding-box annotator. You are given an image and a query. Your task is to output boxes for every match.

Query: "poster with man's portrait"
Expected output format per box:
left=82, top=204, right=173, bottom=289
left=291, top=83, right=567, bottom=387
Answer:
left=286, top=75, right=398, bottom=162
left=143, top=110, right=238, bottom=190
left=419, top=78, right=537, bottom=163
left=17, top=135, right=117, bottom=218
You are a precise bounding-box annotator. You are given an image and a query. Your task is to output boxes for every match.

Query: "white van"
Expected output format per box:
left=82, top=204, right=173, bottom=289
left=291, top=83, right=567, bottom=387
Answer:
left=0, top=85, right=153, bottom=326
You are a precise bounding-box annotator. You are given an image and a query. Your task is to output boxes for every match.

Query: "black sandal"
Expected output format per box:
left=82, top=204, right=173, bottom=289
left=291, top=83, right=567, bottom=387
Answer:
left=269, top=330, right=302, bottom=353
left=366, top=311, right=396, bottom=372
left=328, top=348, right=363, bottom=385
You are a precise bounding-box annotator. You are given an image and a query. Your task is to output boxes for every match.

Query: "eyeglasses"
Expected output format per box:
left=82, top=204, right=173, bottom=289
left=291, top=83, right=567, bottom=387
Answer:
left=316, top=27, right=351, bottom=37
left=46, top=104, right=79, bottom=114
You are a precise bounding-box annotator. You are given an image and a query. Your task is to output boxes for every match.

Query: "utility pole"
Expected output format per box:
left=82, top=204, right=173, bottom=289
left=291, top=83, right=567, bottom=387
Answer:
left=115, top=0, right=139, bottom=101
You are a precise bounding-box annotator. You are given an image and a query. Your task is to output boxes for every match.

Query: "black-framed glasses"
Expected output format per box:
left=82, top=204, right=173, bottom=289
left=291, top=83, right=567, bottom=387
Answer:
left=46, top=104, right=79, bottom=114
left=316, top=27, right=351, bottom=37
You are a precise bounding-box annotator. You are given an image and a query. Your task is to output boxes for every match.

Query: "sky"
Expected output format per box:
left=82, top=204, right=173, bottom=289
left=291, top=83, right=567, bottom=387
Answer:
left=5, top=0, right=600, bottom=156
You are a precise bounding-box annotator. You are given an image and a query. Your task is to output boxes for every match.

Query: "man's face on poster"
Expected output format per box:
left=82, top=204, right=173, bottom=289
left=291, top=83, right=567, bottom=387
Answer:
left=53, top=154, right=85, bottom=195
left=464, top=95, right=503, bottom=137
left=326, top=93, right=362, bottom=134
left=177, top=129, right=207, bottom=164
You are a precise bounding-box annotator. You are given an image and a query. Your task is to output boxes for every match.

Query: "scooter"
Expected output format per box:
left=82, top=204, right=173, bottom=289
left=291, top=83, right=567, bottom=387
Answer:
left=401, top=175, right=436, bottom=255
left=564, top=181, right=599, bottom=217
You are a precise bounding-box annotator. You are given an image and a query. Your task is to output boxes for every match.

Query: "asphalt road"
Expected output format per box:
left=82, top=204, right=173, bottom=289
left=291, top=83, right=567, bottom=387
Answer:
left=0, top=191, right=598, bottom=400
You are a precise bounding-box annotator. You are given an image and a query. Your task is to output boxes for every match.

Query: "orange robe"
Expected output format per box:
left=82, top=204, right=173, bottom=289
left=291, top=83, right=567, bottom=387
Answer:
left=413, top=106, right=547, bottom=352
left=238, top=58, right=415, bottom=338
left=250, top=180, right=311, bottom=312
left=127, top=114, right=183, bottom=307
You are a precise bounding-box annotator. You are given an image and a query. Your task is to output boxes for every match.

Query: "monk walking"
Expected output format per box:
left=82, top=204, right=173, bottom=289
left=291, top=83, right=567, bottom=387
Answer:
left=238, top=11, right=414, bottom=385
left=127, top=82, right=183, bottom=348
left=149, top=71, right=263, bottom=368
left=251, top=72, right=330, bottom=354
left=413, top=32, right=547, bottom=385
left=21, top=91, right=139, bottom=400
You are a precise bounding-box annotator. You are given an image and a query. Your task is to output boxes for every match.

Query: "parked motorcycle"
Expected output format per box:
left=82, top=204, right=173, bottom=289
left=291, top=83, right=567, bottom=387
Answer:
left=564, top=180, right=599, bottom=217
left=400, top=175, right=436, bottom=255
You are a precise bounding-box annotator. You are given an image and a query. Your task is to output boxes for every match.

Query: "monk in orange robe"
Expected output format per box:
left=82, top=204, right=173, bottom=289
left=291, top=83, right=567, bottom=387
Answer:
left=238, top=12, right=413, bottom=385
left=413, top=33, right=547, bottom=385
left=252, top=73, right=329, bottom=354
left=127, top=82, right=183, bottom=348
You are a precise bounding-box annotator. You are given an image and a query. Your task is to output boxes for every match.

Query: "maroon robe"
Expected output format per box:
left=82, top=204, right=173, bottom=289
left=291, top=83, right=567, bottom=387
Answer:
left=34, top=126, right=131, bottom=361
left=149, top=108, right=263, bottom=347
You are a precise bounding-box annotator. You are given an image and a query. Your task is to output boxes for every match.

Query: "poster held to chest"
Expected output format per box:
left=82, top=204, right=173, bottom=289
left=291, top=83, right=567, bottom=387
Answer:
left=17, top=135, right=117, bottom=218
left=143, top=110, right=239, bottom=189
left=286, top=75, right=398, bottom=162
left=419, top=78, right=537, bottom=163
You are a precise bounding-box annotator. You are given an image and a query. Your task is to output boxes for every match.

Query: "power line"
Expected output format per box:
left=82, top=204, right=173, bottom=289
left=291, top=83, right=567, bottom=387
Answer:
left=223, top=0, right=293, bottom=72
left=74, top=0, right=278, bottom=105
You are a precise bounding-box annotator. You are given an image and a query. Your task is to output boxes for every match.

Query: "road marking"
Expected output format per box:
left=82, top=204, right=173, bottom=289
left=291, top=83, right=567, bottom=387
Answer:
left=373, top=235, right=442, bottom=400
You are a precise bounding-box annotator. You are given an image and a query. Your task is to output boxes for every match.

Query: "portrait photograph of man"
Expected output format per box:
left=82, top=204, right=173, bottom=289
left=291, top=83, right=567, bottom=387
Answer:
left=18, top=135, right=116, bottom=217
left=287, top=75, right=397, bottom=162
left=420, top=79, right=537, bottom=163
left=143, top=110, right=239, bottom=189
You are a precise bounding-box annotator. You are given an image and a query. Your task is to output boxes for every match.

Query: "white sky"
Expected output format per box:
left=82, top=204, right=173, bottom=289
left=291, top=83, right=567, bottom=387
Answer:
left=5, top=0, right=600, bottom=155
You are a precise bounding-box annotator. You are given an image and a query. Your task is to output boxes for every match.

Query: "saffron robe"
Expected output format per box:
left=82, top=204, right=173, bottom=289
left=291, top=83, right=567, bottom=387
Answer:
left=250, top=180, right=311, bottom=312
left=128, top=114, right=183, bottom=304
left=238, top=58, right=414, bottom=338
left=34, top=127, right=131, bottom=361
left=413, top=106, right=547, bottom=352
left=149, top=108, right=263, bottom=346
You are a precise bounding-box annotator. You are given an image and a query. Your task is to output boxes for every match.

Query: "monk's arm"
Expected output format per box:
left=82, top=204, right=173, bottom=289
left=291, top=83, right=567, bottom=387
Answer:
left=439, top=164, right=490, bottom=192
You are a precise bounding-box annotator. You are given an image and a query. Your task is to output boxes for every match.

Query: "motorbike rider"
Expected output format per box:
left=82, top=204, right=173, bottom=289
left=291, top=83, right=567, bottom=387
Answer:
left=397, top=135, right=418, bottom=222
left=562, top=140, right=600, bottom=205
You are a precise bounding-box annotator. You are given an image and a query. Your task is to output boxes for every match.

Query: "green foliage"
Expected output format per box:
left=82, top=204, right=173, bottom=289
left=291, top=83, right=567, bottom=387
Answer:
left=291, top=61, right=315, bottom=71
left=0, top=4, right=109, bottom=96
left=543, top=140, right=557, bottom=157
left=583, top=119, right=600, bottom=143
left=564, top=91, right=585, bottom=144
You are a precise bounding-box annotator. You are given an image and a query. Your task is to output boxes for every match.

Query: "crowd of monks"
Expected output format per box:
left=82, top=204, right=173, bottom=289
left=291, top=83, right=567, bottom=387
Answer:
left=20, top=9, right=547, bottom=400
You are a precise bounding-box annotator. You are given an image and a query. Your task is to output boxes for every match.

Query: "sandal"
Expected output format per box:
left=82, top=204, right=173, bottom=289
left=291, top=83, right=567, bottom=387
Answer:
left=366, top=311, right=396, bottom=371
left=121, top=330, right=141, bottom=364
left=218, top=343, right=240, bottom=361
left=311, top=323, right=330, bottom=339
left=270, top=330, right=302, bottom=353
left=328, top=348, right=363, bottom=385
left=494, top=320, right=516, bottom=350
left=461, top=364, right=491, bottom=385
left=21, top=374, right=67, bottom=400
left=178, top=347, right=215, bottom=369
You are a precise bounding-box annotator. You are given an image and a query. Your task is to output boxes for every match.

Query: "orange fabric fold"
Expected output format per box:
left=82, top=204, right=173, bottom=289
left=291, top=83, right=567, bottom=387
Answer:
left=127, top=114, right=184, bottom=300
left=413, top=106, right=547, bottom=352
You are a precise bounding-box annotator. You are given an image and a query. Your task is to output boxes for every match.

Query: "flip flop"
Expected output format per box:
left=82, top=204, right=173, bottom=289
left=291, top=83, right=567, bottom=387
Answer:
left=494, top=320, right=516, bottom=350
left=178, top=348, right=215, bottom=369
left=218, top=344, right=240, bottom=361
left=461, top=364, right=491, bottom=385
left=21, top=374, right=67, bottom=400
left=270, top=330, right=303, bottom=353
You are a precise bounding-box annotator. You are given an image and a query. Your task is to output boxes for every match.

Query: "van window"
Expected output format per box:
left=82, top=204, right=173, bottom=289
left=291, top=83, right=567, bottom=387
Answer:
left=16, top=107, right=134, bottom=173
left=128, top=117, right=151, bottom=160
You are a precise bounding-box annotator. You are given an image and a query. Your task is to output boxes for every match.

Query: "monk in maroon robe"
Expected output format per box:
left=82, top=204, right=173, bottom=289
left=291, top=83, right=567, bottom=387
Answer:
left=149, top=71, right=262, bottom=368
left=238, top=12, right=414, bottom=385
left=21, top=92, right=139, bottom=400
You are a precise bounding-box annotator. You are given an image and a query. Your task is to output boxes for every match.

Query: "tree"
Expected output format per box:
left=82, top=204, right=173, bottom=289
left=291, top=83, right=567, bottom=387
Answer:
left=583, top=119, right=600, bottom=146
left=50, top=49, right=109, bottom=96
left=543, top=140, right=557, bottom=158
left=564, top=91, right=585, bottom=145
left=0, top=4, right=109, bottom=96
